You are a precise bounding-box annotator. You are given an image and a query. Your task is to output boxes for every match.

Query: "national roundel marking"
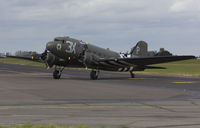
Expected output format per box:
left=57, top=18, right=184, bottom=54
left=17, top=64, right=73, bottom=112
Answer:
left=57, top=43, right=62, bottom=50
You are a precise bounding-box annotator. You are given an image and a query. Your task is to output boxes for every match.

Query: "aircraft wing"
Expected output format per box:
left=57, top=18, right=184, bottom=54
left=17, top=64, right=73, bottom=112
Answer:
left=7, top=55, right=42, bottom=62
left=99, top=56, right=195, bottom=67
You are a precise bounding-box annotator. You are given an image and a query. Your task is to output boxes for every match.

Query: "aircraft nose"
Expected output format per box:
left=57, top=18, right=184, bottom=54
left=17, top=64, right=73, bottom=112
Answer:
left=46, top=41, right=54, bottom=51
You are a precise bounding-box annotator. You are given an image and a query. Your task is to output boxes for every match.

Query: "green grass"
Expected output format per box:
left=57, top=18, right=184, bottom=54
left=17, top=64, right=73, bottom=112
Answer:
left=0, top=58, right=44, bottom=67
left=0, top=58, right=200, bottom=77
left=140, top=59, right=200, bottom=77
left=0, top=124, right=129, bottom=128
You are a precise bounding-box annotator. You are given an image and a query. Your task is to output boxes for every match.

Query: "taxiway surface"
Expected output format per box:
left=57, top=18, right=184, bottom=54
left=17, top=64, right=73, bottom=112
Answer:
left=0, top=63, right=200, bottom=128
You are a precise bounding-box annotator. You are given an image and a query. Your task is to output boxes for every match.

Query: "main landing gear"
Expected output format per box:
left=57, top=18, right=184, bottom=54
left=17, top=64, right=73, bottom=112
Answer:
left=90, top=70, right=99, bottom=80
left=130, top=71, right=135, bottom=78
left=53, top=67, right=64, bottom=79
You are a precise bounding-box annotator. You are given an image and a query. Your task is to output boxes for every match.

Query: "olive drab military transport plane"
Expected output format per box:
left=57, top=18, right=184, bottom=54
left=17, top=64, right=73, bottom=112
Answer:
left=9, top=36, right=195, bottom=80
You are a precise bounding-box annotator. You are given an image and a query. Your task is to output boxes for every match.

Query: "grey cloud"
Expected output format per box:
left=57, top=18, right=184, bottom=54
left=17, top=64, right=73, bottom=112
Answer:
left=0, top=0, right=199, bottom=55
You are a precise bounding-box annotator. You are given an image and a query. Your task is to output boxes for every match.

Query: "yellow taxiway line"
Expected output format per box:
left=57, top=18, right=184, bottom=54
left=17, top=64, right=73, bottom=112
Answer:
left=172, top=81, right=196, bottom=84
left=129, top=78, right=157, bottom=80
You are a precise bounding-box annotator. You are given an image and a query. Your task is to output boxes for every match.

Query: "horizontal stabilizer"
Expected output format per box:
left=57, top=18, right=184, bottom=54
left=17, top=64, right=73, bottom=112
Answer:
left=144, top=66, right=166, bottom=69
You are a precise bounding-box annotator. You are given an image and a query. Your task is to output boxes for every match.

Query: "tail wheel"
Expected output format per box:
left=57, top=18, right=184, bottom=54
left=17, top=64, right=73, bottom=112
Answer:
left=130, top=72, right=135, bottom=78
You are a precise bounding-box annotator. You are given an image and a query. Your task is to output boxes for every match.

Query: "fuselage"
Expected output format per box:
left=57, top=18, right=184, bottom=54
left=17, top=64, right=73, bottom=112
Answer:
left=36, top=36, right=196, bottom=80
left=46, top=36, right=121, bottom=70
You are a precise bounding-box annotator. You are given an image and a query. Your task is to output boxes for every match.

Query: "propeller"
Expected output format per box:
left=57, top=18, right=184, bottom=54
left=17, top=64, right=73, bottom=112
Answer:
left=41, top=49, right=47, bottom=61
left=40, top=49, right=50, bottom=69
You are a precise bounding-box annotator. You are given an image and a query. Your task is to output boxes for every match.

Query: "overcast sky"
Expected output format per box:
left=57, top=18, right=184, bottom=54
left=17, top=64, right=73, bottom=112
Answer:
left=0, top=0, right=199, bottom=55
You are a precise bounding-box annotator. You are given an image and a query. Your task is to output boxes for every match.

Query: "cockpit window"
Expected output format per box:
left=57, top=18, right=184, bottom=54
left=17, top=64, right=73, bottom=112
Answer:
left=54, top=37, right=68, bottom=42
left=54, top=38, right=65, bottom=44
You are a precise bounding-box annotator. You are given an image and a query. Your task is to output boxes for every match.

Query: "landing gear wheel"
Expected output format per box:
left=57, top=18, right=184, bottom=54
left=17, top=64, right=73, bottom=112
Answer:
left=130, top=72, right=135, bottom=78
left=53, top=66, right=64, bottom=79
left=53, top=70, right=61, bottom=79
left=90, top=70, right=99, bottom=80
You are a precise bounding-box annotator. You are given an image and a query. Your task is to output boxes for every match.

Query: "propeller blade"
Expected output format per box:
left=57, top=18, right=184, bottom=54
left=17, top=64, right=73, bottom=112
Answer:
left=41, top=49, right=47, bottom=61
left=39, top=49, right=50, bottom=69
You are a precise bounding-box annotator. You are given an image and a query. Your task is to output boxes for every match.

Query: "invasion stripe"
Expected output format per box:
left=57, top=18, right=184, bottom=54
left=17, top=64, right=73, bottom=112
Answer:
left=118, top=67, right=134, bottom=72
left=118, top=68, right=124, bottom=72
left=123, top=68, right=129, bottom=72
left=109, top=61, right=125, bottom=67
left=100, top=62, right=113, bottom=67
left=129, top=67, right=134, bottom=71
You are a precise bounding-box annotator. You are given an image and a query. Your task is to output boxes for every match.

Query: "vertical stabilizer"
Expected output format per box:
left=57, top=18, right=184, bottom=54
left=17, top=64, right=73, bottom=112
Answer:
left=130, top=41, right=148, bottom=57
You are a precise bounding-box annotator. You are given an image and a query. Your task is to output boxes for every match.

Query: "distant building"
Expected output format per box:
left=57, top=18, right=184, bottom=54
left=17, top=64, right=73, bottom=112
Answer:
left=6, top=52, right=11, bottom=56
left=15, top=51, right=38, bottom=57
left=0, top=53, right=6, bottom=58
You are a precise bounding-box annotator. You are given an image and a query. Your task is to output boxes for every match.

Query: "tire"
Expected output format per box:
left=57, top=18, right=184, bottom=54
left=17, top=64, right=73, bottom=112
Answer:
left=53, top=70, right=61, bottom=79
left=130, top=72, right=135, bottom=78
left=90, top=71, right=98, bottom=80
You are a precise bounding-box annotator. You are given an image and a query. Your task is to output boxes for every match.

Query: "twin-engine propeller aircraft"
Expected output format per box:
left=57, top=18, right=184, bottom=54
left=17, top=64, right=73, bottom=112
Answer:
left=9, top=36, right=195, bottom=80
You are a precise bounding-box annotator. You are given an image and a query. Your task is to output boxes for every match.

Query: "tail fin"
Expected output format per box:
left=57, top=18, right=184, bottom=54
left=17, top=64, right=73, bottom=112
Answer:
left=130, top=41, right=148, bottom=57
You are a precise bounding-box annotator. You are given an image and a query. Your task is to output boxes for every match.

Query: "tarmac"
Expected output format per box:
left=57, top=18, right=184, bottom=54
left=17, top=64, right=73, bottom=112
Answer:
left=0, top=62, right=200, bottom=128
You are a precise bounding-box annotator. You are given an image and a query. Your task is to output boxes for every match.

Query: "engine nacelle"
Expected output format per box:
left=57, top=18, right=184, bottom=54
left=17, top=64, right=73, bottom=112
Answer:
left=45, top=53, right=62, bottom=68
left=84, top=52, right=99, bottom=66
